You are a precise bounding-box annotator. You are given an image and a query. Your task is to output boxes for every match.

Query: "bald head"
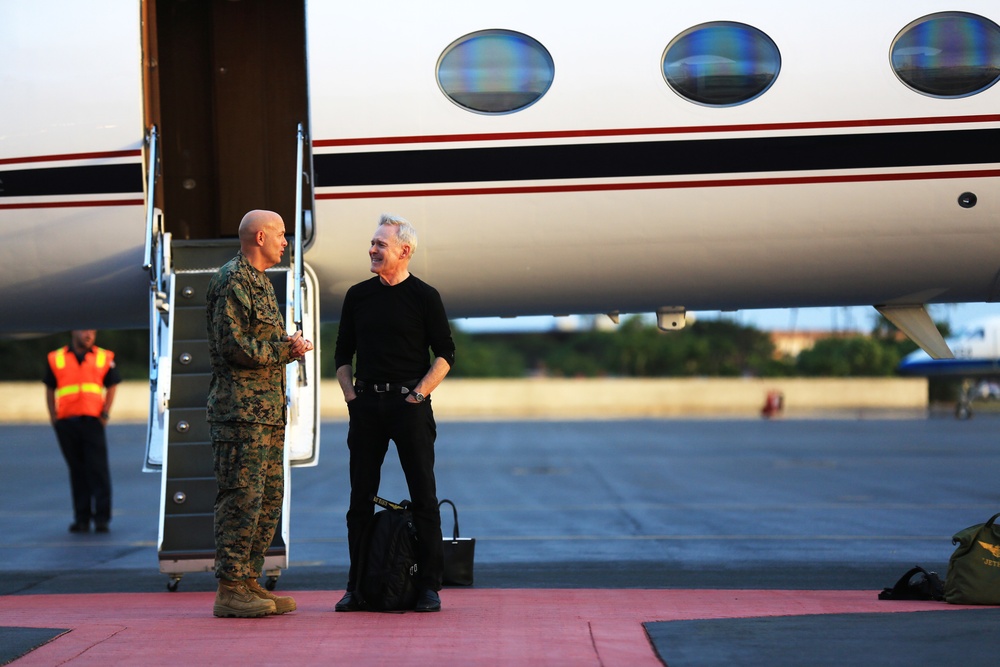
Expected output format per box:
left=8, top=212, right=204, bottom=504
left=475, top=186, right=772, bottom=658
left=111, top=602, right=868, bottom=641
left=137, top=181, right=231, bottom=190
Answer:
left=239, top=209, right=279, bottom=245
left=239, top=209, right=288, bottom=271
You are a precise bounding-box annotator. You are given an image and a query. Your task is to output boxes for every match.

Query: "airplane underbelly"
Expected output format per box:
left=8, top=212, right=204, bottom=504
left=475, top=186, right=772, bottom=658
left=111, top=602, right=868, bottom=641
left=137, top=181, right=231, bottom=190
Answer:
left=310, top=169, right=1000, bottom=320
left=0, top=206, right=148, bottom=334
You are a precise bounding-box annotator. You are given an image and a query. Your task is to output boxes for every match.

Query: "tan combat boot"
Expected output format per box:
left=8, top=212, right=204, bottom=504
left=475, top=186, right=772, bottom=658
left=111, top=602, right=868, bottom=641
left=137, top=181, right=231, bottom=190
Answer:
left=245, top=577, right=297, bottom=614
left=213, top=579, right=276, bottom=618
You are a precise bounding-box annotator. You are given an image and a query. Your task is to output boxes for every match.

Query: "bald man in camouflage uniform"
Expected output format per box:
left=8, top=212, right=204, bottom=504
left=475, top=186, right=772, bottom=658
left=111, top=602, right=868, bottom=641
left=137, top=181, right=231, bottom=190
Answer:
left=206, top=209, right=313, bottom=618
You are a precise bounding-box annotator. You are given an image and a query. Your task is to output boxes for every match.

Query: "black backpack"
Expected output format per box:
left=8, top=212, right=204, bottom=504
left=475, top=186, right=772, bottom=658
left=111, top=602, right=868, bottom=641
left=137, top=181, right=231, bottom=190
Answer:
left=878, top=565, right=945, bottom=601
left=356, top=496, right=420, bottom=611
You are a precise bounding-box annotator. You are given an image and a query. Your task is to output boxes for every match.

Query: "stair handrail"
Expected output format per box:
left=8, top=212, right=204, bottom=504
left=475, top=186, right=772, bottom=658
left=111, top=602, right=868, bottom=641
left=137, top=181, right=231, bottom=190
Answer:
left=292, top=123, right=305, bottom=331
left=142, top=125, right=160, bottom=274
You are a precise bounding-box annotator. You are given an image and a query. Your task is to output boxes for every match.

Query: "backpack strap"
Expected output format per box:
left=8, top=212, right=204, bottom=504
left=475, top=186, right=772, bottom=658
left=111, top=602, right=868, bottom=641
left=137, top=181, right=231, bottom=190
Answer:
left=373, top=495, right=407, bottom=511
left=879, top=565, right=944, bottom=601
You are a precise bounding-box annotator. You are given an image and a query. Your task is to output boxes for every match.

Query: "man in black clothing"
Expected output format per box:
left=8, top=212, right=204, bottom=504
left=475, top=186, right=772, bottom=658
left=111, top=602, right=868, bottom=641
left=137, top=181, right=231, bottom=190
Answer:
left=333, top=213, right=455, bottom=613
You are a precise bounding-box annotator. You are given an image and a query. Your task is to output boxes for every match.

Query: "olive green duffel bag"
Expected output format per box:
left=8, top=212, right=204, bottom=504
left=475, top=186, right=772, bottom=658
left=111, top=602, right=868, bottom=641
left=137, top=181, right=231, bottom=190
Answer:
left=944, top=512, right=1000, bottom=605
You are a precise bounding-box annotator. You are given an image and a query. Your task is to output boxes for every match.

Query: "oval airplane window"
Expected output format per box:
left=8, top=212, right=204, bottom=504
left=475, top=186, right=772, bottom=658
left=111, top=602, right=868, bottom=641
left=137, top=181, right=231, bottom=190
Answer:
left=662, top=22, right=781, bottom=106
left=891, top=12, right=1000, bottom=98
left=437, top=30, right=555, bottom=114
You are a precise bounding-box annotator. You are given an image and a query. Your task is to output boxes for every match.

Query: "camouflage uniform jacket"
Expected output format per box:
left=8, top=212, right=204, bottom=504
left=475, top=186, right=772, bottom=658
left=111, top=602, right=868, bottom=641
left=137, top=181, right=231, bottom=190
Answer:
left=206, top=252, right=295, bottom=425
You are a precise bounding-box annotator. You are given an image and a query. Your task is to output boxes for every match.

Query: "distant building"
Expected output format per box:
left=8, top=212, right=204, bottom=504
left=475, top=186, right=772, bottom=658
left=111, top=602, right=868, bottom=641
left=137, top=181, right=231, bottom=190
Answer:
left=769, top=330, right=857, bottom=359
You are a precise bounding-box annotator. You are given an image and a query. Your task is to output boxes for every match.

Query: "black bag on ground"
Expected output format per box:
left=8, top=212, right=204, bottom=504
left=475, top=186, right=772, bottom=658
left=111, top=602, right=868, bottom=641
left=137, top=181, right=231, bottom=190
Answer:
left=439, top=498, right=475, bottom=586
left=356, top=496, right=420, bottom=611
left=878, top=565, right=944, bottom=601
left=944, top=511, right=1000, bottom=605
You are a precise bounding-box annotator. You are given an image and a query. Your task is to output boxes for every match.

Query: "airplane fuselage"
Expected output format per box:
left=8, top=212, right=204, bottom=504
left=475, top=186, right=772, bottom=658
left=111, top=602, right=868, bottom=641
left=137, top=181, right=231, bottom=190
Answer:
left=2, top=0, right=999, bottom=334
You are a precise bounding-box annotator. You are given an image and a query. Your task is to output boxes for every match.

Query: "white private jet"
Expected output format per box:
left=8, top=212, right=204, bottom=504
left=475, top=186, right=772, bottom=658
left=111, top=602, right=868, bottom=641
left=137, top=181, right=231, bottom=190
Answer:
left=1, top=1, right=998, bottom=344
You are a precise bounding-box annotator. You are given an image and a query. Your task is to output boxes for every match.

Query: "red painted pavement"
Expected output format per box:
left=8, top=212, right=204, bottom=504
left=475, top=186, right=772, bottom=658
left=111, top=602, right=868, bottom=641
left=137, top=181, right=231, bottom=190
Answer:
left=0, top=589, right=973, bottom=666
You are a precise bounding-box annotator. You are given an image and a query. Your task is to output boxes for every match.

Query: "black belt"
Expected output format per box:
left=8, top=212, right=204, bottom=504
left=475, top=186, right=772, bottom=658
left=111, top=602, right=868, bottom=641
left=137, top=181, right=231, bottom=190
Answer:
left=356, top=379, right=420, bottom=394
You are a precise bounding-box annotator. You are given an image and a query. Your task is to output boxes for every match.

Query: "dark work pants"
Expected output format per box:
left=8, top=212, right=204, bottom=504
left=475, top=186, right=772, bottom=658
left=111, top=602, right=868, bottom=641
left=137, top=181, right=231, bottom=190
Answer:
left=54, top=417, right=112, bottom=526
left=345, top=390, right=443, bottom=592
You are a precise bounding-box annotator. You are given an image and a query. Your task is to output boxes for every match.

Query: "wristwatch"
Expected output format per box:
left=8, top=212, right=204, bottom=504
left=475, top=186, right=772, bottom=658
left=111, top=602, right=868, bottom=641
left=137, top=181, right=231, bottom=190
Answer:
left=411, top=391, right=426, bottom=403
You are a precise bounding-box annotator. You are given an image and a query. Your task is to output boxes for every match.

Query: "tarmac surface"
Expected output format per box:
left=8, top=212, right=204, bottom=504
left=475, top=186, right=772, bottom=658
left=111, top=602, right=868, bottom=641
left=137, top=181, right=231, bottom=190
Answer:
left=1, top=416, right=998, bottom=665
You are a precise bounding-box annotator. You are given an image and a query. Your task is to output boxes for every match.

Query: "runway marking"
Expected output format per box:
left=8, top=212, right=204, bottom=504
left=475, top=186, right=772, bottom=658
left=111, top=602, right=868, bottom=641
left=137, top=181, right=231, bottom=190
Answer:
left=376, top=502, right=1000, bottom=511
left=0, top=533, right=951, bottom=549
left=288, top=502, right=1000, bottom=515
left=449, top=534, right=950, bottom=542
left=0, top=541, right=156, bottom=549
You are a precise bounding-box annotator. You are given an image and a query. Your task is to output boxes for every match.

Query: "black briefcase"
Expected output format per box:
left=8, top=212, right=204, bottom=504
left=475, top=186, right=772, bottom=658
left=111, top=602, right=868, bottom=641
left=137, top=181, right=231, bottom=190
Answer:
left=439, top=499, right=475, bottom=586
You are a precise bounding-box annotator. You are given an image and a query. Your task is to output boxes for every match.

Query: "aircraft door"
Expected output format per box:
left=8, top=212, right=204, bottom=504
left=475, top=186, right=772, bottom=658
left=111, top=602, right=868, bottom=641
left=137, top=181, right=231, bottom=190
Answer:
left=144, top=0, right=311, bottom=239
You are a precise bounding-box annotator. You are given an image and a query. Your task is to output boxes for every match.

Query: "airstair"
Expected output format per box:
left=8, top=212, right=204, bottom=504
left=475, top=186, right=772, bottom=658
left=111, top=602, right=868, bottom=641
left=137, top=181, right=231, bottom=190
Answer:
left=141, top=126, right=320, bottom=591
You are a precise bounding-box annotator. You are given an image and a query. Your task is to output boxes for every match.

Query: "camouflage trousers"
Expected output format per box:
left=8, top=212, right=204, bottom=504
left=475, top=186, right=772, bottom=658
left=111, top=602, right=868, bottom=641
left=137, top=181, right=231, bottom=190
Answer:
left=210, top=422, right=284, bottom=581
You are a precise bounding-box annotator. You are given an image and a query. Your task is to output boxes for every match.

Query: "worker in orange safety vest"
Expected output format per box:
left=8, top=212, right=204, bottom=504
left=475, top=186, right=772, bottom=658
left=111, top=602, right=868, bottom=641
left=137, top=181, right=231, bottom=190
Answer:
left=44, top=330, right=121, bottom=533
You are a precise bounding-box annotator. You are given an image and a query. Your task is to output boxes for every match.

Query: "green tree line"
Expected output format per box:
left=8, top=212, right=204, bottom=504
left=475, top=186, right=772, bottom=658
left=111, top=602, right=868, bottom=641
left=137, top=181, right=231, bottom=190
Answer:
left=0, top=330, right=150, bottom=382
left=434, top=316, right=922, bottom=379
left=0, top=315, right=925, bottom=382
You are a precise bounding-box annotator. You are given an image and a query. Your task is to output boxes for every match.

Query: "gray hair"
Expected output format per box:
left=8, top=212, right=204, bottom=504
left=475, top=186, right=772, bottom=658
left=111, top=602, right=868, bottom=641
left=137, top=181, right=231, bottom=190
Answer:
left=378, top=213, right=418, bottom=254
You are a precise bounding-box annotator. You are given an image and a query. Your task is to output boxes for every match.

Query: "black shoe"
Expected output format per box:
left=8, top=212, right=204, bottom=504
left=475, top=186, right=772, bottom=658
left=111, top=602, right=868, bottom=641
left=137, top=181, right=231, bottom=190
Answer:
left=415, top=589, right=441, bottom=612
left=68, top=522, right=89, bottom=533
left=334, top=591, right=363, bottom=612
left=94, top=522, right=109, bottom=533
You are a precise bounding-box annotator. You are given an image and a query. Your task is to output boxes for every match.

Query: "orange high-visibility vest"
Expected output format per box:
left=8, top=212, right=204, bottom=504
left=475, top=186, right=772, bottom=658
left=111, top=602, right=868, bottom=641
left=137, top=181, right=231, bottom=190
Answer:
left=48, top=346, right=114, bottom=420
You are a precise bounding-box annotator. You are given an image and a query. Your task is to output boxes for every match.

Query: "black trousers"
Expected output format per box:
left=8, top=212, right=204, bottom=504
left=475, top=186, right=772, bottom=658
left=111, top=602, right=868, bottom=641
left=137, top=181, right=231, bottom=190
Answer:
left=345, top=390, right=443, bottom=592
left=54, top=417, right=112, bottom=525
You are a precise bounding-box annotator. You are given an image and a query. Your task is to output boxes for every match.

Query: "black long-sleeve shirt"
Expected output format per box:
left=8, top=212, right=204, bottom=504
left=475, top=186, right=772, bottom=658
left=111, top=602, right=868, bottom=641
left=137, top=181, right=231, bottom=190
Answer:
left=334, top=275, right=455, bottom=382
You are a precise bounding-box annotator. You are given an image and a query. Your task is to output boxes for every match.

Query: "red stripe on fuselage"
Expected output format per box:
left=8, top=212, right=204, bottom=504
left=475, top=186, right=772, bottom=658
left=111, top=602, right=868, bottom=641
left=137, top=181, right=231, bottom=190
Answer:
left=313, top=114, right=1000, bottom=148
left=316, top=168, right=1000, bottom=200
left=0, top=149, right=142, bottom=167
left=0, top=199, right=143, bottom=210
